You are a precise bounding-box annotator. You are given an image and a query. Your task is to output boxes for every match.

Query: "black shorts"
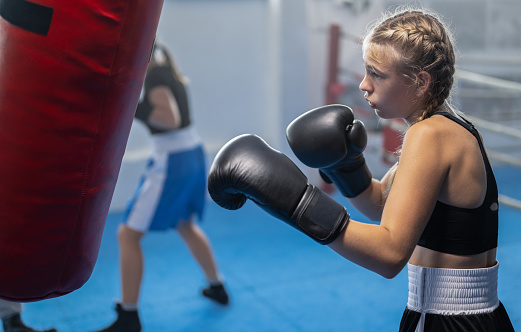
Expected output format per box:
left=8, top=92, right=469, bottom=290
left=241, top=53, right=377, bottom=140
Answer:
left=399, top=301, right=515, bottom=332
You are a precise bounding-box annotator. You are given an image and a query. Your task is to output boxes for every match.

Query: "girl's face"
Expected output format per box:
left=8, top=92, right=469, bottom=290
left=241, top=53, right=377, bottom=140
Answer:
left=359, top=44, right=422, bottom=124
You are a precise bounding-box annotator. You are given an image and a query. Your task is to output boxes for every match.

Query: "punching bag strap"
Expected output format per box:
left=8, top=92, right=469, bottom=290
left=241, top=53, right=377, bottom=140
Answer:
left=0, top=0, right=53, bottom=35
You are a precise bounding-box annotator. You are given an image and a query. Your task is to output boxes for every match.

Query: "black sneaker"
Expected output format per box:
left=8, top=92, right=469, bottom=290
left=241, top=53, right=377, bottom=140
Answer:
left=2, top=314, right=57, bottom=332
left=92, top=303, right=141, bottom=332
left=202, top=283, right=229, bottom=305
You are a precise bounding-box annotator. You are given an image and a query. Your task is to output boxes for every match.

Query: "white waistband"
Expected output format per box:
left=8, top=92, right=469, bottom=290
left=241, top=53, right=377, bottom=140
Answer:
left=152, top=126, right=201, bottom=153
left=407, top=262, right=499, bottom=315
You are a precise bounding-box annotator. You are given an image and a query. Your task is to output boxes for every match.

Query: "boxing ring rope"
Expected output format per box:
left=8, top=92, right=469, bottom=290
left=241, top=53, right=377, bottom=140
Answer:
left=497, top=194, right=521, bottom=211
left=455, top=69, right=521, bottom=93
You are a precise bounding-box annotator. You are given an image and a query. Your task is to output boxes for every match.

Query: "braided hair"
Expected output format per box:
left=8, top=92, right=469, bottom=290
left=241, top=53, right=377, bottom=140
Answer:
left=363, top=8, right=456, bottom=121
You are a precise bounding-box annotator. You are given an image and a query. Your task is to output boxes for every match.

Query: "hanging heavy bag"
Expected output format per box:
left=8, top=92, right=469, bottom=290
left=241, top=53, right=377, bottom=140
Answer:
left=0, top=0, right=164, bottom=301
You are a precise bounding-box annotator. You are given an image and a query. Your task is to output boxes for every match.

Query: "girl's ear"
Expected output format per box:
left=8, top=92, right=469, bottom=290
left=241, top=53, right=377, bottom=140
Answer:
left=416, top=71, right=432, bottom=98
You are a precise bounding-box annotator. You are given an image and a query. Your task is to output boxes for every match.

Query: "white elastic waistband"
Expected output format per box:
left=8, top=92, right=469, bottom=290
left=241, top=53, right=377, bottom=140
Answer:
left=152, top=126, right=201, bottom=153
left=407, top=262, right=499, bottom=315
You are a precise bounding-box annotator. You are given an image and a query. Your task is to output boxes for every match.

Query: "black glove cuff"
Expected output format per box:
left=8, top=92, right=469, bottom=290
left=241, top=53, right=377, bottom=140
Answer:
left=291, top=185, right=350, bottom=244
left=324, top=162, right=372, bottom=198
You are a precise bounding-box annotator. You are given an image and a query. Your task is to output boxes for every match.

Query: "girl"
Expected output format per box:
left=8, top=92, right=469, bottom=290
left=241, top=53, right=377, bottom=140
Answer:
left=350, top=8, right=515, bottom=331
left=95, top=43, right=229, bottom=332
left=207, top=7, right=516, bottom=332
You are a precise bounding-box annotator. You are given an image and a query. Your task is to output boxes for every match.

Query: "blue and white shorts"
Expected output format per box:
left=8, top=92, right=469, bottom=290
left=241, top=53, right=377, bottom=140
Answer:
left=124, top=127, right=206, bottom=232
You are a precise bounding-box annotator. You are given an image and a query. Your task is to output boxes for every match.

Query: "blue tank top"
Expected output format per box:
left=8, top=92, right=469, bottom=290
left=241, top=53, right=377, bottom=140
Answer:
left=416, top=112, right=499, bottom=255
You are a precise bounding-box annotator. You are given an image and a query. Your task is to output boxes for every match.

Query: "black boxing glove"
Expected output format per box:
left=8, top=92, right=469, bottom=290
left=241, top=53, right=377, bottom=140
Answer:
left=286, top=104, right=372, bottom=198
left=207, top=134, right=350, bottom=244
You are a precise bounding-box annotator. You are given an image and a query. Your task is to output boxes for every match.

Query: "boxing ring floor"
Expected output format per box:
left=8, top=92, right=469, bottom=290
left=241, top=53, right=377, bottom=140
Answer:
left=19, top=164, right=521, bottom=331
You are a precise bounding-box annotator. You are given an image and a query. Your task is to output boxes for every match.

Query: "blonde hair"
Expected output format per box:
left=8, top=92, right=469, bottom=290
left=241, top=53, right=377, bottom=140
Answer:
left=363, top=7, right=456, bottom=121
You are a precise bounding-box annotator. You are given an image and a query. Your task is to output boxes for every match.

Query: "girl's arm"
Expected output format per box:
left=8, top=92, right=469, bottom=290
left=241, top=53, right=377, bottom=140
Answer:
left=328, top=122, right=447, bottom=278
left=347, top=164, right=396, bottom=221
left=147, top=86, right=181, bottom=130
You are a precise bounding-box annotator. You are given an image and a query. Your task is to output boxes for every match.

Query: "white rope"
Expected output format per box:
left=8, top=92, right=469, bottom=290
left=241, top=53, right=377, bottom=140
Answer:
left=465, top=115, right=521, bottom=140
left=499, top=194, right=521, bottom=211
left=486, top=151, right=521, bottom=168
left=455, top=69, right=521, bottom=93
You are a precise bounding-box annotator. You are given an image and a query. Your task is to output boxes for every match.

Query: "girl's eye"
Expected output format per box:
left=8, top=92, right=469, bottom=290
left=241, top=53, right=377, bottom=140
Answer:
left=370, top=70, right=381, bottom=79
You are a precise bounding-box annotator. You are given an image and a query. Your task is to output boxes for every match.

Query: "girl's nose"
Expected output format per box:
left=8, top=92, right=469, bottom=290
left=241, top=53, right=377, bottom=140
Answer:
left=359, top=75, right=370, bottom=93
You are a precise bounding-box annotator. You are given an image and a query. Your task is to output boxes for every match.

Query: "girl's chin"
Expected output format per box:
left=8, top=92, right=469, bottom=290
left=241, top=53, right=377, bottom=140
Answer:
left=375, top=109, right=387, bottom=119
left=375, top=109, right=401, bottom=120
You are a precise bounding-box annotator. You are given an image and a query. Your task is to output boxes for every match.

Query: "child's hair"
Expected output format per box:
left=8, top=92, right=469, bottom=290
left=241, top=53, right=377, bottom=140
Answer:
left=363, top=7, right=456, bottom=121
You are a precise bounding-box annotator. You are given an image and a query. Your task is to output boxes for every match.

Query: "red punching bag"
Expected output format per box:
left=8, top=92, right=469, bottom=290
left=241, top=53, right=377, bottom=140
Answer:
left=0, top=0, right=163, bottom=301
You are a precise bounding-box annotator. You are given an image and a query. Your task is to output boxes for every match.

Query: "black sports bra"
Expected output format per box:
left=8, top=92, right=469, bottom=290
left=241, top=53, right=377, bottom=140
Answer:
left=416, top=112, right=499, bottom=255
